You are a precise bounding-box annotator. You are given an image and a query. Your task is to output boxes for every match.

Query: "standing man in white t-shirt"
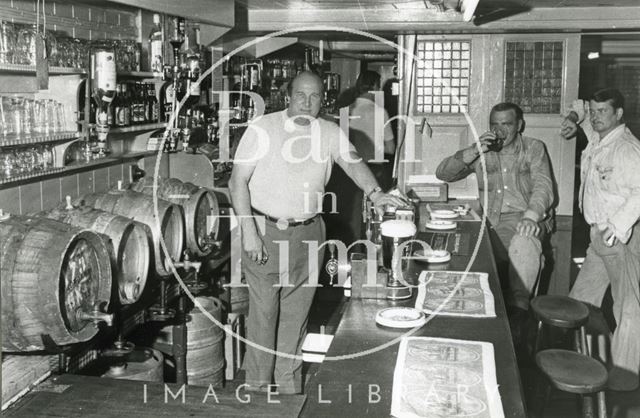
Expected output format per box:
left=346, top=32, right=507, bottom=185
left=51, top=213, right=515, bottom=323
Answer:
left=229, top=71, right=405, bottom=394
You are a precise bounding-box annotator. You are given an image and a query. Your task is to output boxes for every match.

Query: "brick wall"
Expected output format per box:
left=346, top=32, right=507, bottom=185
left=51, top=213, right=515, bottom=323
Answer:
left=0, top=155, right=169, bottom=215
left=0, top=0, right=138, bottom=40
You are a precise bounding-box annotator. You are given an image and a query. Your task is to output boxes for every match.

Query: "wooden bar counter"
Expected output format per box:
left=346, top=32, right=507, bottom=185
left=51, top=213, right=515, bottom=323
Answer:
left=301, top=208, right=527, bottom=417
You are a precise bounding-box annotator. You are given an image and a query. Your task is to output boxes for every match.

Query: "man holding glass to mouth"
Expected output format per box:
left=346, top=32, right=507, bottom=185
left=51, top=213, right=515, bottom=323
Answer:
left=435, top=102, right=555, bottom=346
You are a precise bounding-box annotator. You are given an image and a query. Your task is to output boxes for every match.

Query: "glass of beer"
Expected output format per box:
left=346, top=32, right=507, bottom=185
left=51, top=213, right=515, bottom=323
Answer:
left=380, top=219, right=417, bottom=279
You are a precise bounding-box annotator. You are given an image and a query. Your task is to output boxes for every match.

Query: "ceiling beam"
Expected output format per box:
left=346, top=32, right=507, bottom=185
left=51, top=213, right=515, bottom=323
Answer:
left=243, top=6, right=640, bottom=32
left=107, top=0, right=235, bottom=27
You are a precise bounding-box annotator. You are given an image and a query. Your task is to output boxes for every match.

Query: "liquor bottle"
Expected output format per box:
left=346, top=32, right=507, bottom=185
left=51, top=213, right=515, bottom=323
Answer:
left=303, top=48, right=312, bottom=71
left=91, top=42, right=117, bottom=156
left=112, top=83, right=122, bottom=127
left=134, top=82, right=146, bottom=124
left=184, top=33, right=201, bottom=108
left=161, top=79, right=176, bottom=122
left=77, top=79, right=97, bottom=128
left=149, top=13, right=164, bottom=74
left=141, top=82, right=149, bottom=124
left=121, top=82, right=131, bottom=126
left=148, top=83, right=159, bottom=123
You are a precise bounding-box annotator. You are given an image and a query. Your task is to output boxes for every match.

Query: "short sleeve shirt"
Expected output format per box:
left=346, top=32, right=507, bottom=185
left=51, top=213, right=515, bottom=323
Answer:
left=234, top=110, right=355, bottom=220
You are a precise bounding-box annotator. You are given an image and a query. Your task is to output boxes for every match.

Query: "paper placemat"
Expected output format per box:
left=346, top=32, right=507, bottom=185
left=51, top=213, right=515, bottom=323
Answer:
left=415, top=271, right=496, bottom=318
left=392, top=337, right=505, bottom=418
left=424, top=231, right=472, bottom=256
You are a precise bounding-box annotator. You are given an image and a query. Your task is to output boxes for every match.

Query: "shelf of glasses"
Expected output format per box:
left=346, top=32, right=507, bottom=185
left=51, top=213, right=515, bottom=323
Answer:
left=117, top=71, right=162, bottom=79
left=0, top=150, right=155, bottom=189
left=0, top=166, right=66, bottom=185
left=0, top=131, right=79, bottom=147
left=0, top=63, right=87, bottom=75
left=109, top=123, right=167, bottom=134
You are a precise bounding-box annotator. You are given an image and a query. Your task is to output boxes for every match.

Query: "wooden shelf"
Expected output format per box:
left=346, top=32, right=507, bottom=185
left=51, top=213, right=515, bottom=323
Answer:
left=109, top=123, right=167, bottom=134
left=0, top=151, right=155, bottom=189
left=0, top=63, right=86, bottom=75
left=0, top=131, right=79, bottom=147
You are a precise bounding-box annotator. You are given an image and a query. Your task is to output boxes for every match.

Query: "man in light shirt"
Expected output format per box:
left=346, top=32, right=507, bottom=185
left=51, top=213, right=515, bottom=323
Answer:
left=561, top=88, right=640, bottom=391
left=229, top=71, right=406, bottom=394
left=436, top=103, right=555, bottom=346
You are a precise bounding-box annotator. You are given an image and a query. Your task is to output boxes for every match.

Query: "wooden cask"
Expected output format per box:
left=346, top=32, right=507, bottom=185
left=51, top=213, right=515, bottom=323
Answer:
left=132, top=177, right=220, bottom=257
left=157, top=297, right=225, bottom=387
left=79, top=190, right=184, bottom=277
left=0, top=215, right=112, bottom=352
left=40, top=204, right=150, bottom=304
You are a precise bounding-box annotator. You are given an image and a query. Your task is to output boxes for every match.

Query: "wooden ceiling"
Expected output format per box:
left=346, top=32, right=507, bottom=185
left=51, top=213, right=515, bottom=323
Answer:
left=235, top=0, right=640, bottom=10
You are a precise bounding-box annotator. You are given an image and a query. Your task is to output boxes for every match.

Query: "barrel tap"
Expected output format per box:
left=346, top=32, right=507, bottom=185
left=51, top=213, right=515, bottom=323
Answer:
left=78, top=305, right=114, bottom=326
left=148, top=262, right=177, bottom=321
left=174, top=251, right=207, bottom=294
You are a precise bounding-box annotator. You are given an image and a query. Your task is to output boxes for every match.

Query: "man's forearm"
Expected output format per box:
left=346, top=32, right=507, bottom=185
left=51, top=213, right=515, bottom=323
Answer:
left=338, top=155, right=380, bottom=195
left=228, top=176, right=259, bottom=235
left=435, top=150, right=475, bottom=182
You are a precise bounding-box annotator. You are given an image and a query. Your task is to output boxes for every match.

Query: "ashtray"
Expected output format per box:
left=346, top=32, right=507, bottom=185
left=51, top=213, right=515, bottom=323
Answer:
left=375, top=307, right=426, bottom=328
left=412, top=249, right=451, bottom=263
left=429, top=209, right=459, bottom=219
left=426, top=220, right=457, bottom=230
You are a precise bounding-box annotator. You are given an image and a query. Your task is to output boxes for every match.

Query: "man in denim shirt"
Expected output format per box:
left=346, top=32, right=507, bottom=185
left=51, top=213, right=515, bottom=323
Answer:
left=561, top=88, right=640, bottom=391
left=436, top=102, right=555, bottom=342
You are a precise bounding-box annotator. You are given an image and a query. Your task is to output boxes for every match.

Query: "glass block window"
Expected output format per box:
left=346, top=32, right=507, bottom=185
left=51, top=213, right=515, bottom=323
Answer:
left=416, top=40, right=471, bottom=113
left=504, top=41, right=563, bottom=114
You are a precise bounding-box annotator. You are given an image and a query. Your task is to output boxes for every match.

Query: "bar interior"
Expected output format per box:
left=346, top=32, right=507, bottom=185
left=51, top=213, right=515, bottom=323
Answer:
left=1, top=0, right=639, bottom=417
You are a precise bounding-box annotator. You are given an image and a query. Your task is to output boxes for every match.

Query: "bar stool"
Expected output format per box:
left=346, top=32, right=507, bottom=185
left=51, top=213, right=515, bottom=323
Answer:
left=531, top=295, right=590, bottom=355
left=530, top=295, right=608, bottom=417
left=536, top=349, right=608, bottom=418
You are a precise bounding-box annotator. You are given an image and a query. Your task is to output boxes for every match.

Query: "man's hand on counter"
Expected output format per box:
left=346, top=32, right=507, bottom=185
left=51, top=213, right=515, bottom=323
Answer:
left=370, top=191, right=410, bottom=217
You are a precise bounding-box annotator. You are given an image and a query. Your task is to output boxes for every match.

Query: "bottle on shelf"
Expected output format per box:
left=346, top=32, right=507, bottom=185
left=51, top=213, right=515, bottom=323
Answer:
left=147, top=83, right=159, bottom=123
left=139, top=82, right=149, bottom=124
left=77, top=79, right=97, bottom=129
left=90, top=42, right=117, bottom=156
left=110, top=83, right=120, bottom=127
left=114, top=83, right=129, bottom=127
left=161, top=79, right=175, bottom=123
left=149, top=13, right=164, bottom=75
left=130, top=82, right=142, bottom=124
left=184, top=27, right=202, bottom=108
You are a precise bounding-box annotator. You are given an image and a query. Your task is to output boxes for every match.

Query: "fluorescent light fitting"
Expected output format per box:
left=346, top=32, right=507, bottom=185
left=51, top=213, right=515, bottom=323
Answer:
left=460, top=0, right=480, bottom=21
left=587, top=52, right=600, bottom=60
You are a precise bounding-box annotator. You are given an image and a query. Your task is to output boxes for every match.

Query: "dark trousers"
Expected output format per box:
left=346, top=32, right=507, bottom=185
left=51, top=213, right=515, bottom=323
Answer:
left=242, top=217, right=325, bottom=394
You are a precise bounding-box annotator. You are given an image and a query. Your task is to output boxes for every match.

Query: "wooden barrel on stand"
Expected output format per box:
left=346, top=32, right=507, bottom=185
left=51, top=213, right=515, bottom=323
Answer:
left=40, top=203, right=150, bottom=304
left=156, top=297, right=225, bottom=387
left=132, top=176, right=219, bottom=257
left=79, top=190, right=184, bottom=277
left=0, top=214, right=112, bottom=352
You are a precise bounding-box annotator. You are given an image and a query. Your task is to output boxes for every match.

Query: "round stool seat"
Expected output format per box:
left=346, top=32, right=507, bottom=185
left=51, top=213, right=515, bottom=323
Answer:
left=536, top=349, right=608, bottom=394
left=531, top=295, right=589, bottom=329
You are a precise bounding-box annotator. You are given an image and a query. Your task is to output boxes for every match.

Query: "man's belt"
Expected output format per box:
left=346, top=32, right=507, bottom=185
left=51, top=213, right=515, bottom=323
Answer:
left=251, top=207, right=318, bottom=227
